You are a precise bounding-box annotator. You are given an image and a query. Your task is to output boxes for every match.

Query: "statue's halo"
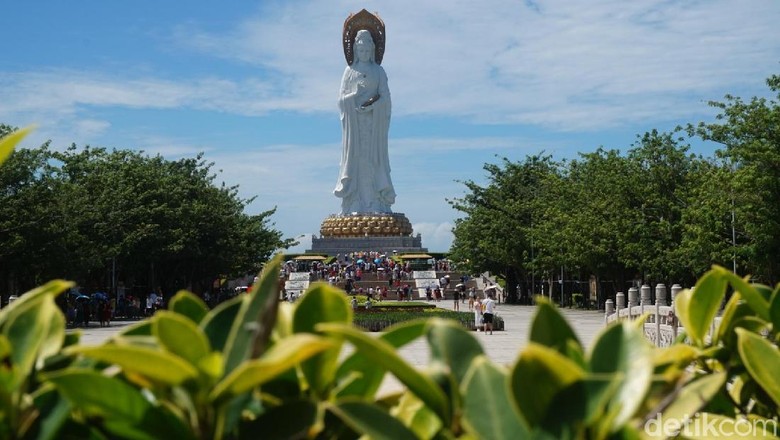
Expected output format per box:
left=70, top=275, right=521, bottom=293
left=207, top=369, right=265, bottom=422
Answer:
left=343, top=9, right=385, bottom=65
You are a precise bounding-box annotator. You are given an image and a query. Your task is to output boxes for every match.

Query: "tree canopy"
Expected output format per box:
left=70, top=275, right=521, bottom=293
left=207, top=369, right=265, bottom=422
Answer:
left=0, top=128, right=291, bottom=299
left=450, top=73, right=780, bottom=304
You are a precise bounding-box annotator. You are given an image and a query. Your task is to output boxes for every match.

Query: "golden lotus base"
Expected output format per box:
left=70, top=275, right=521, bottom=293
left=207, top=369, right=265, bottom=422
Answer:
left=320, top=213, right=413, bottom=238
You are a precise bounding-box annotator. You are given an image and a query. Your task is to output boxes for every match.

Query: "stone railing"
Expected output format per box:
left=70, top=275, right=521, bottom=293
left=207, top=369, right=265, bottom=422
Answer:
left=604, top=284, right=722, bottom=347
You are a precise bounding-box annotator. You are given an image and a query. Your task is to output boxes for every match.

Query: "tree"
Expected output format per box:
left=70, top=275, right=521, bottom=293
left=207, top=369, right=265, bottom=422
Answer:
left=0, top=125, right=78, bottom=297
left=621, top=129, right=698, bottom=284
left=449, top=155, right=560, bottom=303
left=1, top=129, right=290, bottom=298
left=690, top=74, right=780, bottom=283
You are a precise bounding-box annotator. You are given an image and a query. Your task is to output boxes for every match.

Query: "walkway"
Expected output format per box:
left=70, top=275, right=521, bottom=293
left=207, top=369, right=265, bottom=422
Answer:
left=379, top=299, right=604, bottom=394
left=70, top=300, right=606, bottom=395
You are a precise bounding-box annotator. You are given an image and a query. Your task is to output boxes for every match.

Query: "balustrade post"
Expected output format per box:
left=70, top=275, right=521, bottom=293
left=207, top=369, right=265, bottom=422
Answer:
left=655, top=284, right=666, bottom=346
left=640, top=284, right=651, bottom=318
left=670, top=284, right=682, bottom=307
left=627, top=287, right=638, bottom=306
left=670, top=284, right=682, bottom=339
left=640, top=284, right=652, bottom=306
left=616, top=292, right=625, bottom=319
left=655, top=283, right=667, bottom=306
left=605, top=299, right=614, bottom=325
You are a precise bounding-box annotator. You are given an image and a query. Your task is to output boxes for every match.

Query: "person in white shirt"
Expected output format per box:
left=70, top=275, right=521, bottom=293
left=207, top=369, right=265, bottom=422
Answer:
left=482, top=293, right=496, bottom=335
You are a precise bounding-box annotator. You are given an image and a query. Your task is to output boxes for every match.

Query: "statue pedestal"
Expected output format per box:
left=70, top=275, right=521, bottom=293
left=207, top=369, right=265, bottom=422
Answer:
left=308, top=235, right=426, bottom=255
left=307, top=212, right=427, bottom=255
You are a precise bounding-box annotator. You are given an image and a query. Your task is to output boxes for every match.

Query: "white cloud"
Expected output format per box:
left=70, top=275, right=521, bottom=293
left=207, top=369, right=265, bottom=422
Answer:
left=169, top=0, right=780, bottom=128
left=413, top=222, right=455, bottom=252
left=3, top=1, right=778, bottom=137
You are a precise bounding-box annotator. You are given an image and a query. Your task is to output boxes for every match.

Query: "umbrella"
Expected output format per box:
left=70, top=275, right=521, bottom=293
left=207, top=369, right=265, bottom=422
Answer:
left=374, top=258, right=381, bottom=264
left=356, top=259, right=364, bottom=264
left=456, top=283, right=465, bottom=287
left=76, top=295, right=90, bottom=302
left=93, top=292, right=108, bottom=301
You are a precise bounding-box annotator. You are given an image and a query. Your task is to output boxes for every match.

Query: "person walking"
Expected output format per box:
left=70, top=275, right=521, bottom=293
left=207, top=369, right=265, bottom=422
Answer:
left=453, top=286, right=460, bottom=311
left=482, top=293, right=496, bottom=335
left=473, top=297, right=483, bottom=331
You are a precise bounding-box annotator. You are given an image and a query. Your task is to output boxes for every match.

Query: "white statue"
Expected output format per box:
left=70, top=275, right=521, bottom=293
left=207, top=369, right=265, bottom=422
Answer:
left=333, top=29, right=396, bottom=214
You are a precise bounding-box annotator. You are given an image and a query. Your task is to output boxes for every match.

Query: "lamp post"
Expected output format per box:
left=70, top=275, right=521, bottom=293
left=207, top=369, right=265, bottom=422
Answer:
left=559, top=265, right=564, bottom=307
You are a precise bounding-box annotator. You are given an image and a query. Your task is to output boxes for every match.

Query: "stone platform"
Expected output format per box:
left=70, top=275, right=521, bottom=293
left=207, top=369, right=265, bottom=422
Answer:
left=308, top=234, right=426, bottom=256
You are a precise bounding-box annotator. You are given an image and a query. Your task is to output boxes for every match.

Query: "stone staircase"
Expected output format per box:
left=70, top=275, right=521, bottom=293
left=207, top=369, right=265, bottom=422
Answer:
left=282, top=269, right=485, bottom=302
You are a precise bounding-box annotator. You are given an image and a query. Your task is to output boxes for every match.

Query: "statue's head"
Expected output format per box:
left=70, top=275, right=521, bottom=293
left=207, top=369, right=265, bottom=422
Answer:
left=354, top=30, right=375, bottom=63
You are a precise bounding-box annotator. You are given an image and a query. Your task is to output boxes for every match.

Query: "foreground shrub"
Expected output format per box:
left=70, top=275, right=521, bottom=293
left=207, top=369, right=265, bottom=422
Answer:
left=4, top=260, right=777, bottom=439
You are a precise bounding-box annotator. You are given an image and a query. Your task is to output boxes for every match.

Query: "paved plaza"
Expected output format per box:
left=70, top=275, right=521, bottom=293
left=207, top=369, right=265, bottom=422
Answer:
left=71, top=300, right=606, bottom=394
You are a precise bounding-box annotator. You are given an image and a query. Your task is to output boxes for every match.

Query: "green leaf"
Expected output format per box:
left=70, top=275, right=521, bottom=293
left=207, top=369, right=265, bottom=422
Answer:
left=335, top=318, right=427, bottom=398
left=222, top=254, right=283, bottom=376
left=715, top=266, right=771, bottom=321
left=28, top=385, right=72, bottom=440
left=200, top=297, right=242, bottom=352
left=3, top=295, right=60, bottom=381
left=317, top=322, right=450, bottom=424
left=676, top=269, right=728, bottom=346
left=210, top=334, right=333, bottom=402
left=770, top=288, right=780, bottom=335
left=168, top=290, right=209, bottom=324
left=736, top=328, right=780, bottom=407
left=461, top=356, right=529, bottom=439
left=0, top=125, right=34, bottom=166
left=717, top=293, right=754, bottom=347
left=0, top=335, right=18, bottom=393
left=327, top=400, right=418, bottom=440
left=0, top=279, right=73, bottom=329
left=390, top=392, right=442, bottom=440
left=65, top=343, right=198, bottom=385
left=426, top=318, right=484, bottom=383
left=45, top=369, right=193, bottom=440
left=293, top=283, right=352, bottom=396
left=642, top=372, right=727, bottom=439
left=238, top=400, right=318, bottom=440
left=509, top=343, right=585, bottom=427
left=117, top=320, right=153, bottom=337
left=530, top=296, right=582, bottom=356
left=652, top=344, right=698, bottom=375
left=153, top=311, right=211, bottom=366
left=38, top=299, right=66, bottom=369
left=589, top=321, right=654, bottom=431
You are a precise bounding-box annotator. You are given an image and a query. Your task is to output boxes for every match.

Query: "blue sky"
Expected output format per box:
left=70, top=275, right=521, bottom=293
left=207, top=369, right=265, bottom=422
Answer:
left=2, top=1, right=779, bottom=253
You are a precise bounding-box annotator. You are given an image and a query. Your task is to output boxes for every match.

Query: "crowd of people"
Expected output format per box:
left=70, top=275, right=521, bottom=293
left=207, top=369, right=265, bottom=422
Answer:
left=63, top=289, right=167, bottom=328
left=282, top=252, right=424, bottom=288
